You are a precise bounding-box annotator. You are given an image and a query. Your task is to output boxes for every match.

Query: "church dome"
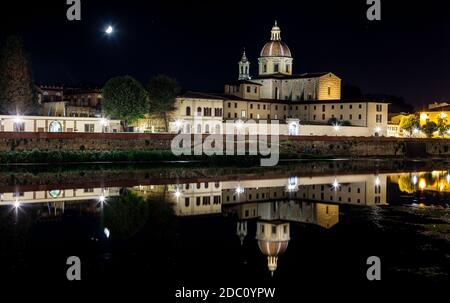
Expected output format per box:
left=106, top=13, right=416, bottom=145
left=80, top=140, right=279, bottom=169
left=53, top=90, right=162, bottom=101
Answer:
left=260, top=21, right=292, bottom=58
left=257, top=240, right=289, bottom=256
left=260, top=41, right=291, bottom=57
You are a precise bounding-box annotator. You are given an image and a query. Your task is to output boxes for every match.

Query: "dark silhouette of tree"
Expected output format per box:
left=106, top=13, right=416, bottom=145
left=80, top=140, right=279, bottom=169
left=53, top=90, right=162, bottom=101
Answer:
left=422, top=121, right=437, bottom=138
left=102, top=75, right=149, bottom=131
left=147, top=74, right=181, bottom=132
left=0, top=36, right=39, bottom=115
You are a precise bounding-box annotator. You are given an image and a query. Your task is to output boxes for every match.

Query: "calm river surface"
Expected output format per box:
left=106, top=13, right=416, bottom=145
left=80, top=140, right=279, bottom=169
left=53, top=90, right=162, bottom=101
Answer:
left=0, top=160, right=448, bottom=299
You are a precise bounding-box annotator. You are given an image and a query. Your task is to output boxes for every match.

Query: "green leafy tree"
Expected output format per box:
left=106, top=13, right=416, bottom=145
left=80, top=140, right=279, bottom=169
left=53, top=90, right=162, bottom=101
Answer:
left=147, top=74, right=181, bottom=131
left=0, top=36, right=39, bottom=115
left=436, top=116, right=449, bottom=138
left=102, top=76, right=149, bottom=131
left=421, top=121, right=437, bottom=138
left=399, top=114, right=420, bottom=137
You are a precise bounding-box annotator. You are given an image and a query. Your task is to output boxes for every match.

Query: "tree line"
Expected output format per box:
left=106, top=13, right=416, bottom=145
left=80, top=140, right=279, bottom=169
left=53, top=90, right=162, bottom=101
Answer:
left=0, top=35, right=181, bottom=131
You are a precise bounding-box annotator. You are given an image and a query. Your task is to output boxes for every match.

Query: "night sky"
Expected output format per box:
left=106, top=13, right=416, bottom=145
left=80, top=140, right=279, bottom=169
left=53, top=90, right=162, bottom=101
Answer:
left=1, top=0, right=448, bottom=108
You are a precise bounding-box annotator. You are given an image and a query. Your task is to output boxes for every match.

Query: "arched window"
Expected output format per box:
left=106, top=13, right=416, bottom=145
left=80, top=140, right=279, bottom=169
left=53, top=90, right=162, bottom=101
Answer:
left=197, top=107, right=202, bottom=116
left=186, top=106, right=191, bottom=116
left=185, top=123, right=191, bottom=134
left=275, top=87, right=279, bottom=100
left=215, top=124, right=221, bottom=134
left=197, top=124, right=202, bottom=133
left=49, top=121, right=62, bottom=132
left=205, top=124, right=210, bottom=134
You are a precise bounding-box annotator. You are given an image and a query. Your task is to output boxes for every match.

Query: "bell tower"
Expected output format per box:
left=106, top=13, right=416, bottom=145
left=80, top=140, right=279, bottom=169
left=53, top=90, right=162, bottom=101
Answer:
left=238, top=49, right=251, bottom=80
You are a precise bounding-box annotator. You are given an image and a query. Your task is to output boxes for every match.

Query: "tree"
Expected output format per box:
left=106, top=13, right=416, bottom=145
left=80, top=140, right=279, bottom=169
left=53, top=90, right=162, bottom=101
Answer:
left=421, top=121, right=437, bottom=138
left=399, top=114, right=420, bottom=137
left=102, top=76, right=149, bottom=131
left=147, top=74, right=181, bottom=132
left=436, top=116, right=449, bottom=138
left=0, top=36, right=39, bottom=115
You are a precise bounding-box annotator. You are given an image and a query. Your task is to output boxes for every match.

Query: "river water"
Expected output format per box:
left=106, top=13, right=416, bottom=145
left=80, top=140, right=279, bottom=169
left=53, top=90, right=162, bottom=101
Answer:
left=0, top=160, right=448, bottom=298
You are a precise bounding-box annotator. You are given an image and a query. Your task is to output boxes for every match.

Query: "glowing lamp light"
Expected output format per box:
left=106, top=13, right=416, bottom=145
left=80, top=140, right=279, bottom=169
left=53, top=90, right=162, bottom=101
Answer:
left=412, top=175, right=418, bottom=185
left=174, top=190, right=181, bottom=199
left=99, top=195, right=106, bottom=203
left=374, top=126, right=381, bottom=133
left=235, top=186, right=244, bottom=195
left=420, top=113, right=428, bottom=121
left=100, top=118, right=108, bottom=126
left=419, top=179, right=426, bottom=190
left=375, top=176, right=381, bottom=186
left=440, top=112, right=447, bottom=119
left=446, top=173, right=450, bottom=183
left=174, top=119, right=183, bottom=128
left=413, top=128, right=420, bottom=134
left=13, top=199, right=20, bottom=209
left=333, top=124, right=340, bottom=132
left=105, top=25, right=114, bottom=35
left=235, top=120, right=244, bottom=129
left=332, top=178, right=340, bottom=190
left=104, top=227, right=110, bottom=238
left=13, top=115, right=23, bottom=123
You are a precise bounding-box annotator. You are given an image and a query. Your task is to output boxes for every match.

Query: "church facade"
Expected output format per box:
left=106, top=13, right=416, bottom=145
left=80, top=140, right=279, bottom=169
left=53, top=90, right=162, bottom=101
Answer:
left=136, top=21, right=389, bottom=137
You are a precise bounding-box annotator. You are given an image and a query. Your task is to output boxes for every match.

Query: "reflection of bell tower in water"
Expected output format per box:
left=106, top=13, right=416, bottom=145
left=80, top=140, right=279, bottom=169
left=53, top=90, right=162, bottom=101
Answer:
left=256, top=221, right=290, bottom=276
left=236, top=221, right=248, bottom=245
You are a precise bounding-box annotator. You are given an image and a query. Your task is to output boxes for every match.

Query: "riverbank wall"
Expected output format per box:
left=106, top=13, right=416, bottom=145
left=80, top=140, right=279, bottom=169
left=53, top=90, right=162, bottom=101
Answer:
left=0, top=132, right=449, bottom=157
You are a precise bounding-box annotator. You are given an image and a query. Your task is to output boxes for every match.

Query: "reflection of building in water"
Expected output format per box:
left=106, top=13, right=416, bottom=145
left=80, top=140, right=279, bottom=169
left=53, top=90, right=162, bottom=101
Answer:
left=236, top=221, right=248, bottom=245
left=131, top=182, right=223, bottom=216
left=0, top=187, right=120, bottom=205
left=390, top=170, right=450, bottom=193
left=256, top=221, right=290, bottom=276
left=0, top=187, right=120, bottom=217
left=222, top=174, right=388, bottom=206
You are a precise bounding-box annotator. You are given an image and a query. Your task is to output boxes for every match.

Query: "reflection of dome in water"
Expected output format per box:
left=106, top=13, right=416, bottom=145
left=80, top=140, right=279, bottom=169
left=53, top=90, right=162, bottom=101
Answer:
left=256, top=222, right=290, bottom=275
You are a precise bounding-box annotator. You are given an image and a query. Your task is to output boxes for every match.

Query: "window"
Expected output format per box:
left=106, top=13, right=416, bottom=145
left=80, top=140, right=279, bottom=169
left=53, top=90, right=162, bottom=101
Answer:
left=250, top=104, right=253, bottom=109
left=322, top=105, right=326, bottom=112
left=376, top=104, right=383, bottom=112
left=358, top=114, right=362, bottom=119
left=376, top=114, right=382, bottom=123
left=359, top=104, right=362, bottom=109
left=340, top=114, right=343, bottom=120
left=241, top=110, right=246, bottom=118
left=349, top=105, right=353, bottom=109
left=254, top=87, right=257, bottom=93
left=349, top=114, right=353, bottom=119
left=331, top=105, right=334, bottom=109
left=234, top=113, right=237, bottom=118
left=84, top=124, right=94, bottom=132
left=197, top=107, right=202, bottom=116
left=286, top=64, right=290, bottom=73
left=275, top=105, right=278, bottom=110
left=263, top=105, right=266, bottom=110
left=228, top=102, right=231, bottom=108
left=49, top=121, right=62, bottom=132
left=215, top=124, right=221, bottom=134
left=185, top=198, right=190, bottom=207
left=250, top=113, right=253, bottom=119
left=213, top=196, right=221, bottom=204
left=197, top=124, right=201, bottom=133
left=13, top=122, right=25, bottom=132
left=340, top=105, right=343, bottom=110
left=263, top=64, right=267, bottom=73
left=274, top=64, right=279, bottom=72
left=234, top=103, right=237, bottom=108
left=271, top=225, right=276, bottom=234
left=205, top=124, right=210, bottom=133
left=328, top=87, right=331, bottom=95
left=196, top=197, right=201, bottom=206
left=246, top=86, right=251, bottom=93
left=186, top=106, right=191, bottom=116
left=322, top=114, right=325, bottom=120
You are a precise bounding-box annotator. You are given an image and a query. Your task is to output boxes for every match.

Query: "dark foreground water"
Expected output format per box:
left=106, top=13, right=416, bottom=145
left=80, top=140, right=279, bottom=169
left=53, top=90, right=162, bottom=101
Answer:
left=0, top=160, right=448, bottom=299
